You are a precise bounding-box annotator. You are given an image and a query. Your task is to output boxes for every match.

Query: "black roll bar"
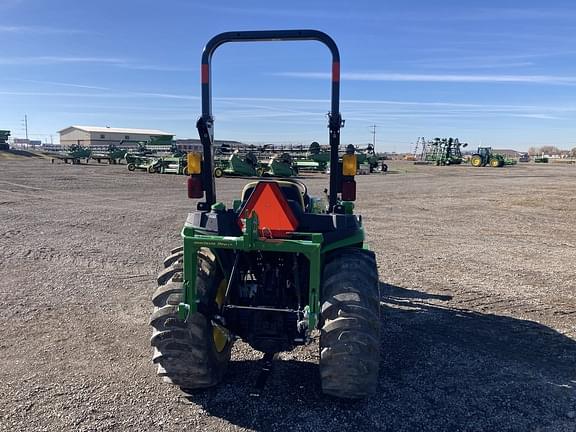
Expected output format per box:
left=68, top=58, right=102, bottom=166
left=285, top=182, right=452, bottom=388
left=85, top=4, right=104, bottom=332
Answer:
left=196, top=30, right=343, bottom=211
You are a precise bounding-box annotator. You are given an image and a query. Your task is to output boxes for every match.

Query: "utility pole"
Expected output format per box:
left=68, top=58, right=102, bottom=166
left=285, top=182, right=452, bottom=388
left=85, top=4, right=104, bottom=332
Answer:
left=22, top=114, right=29, bottom=147
left=369, top=124, right=377, bottom=150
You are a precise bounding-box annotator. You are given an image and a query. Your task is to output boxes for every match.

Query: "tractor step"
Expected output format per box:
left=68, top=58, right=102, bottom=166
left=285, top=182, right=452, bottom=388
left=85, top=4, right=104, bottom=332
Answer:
left=249, top=352, right=278, bottom=397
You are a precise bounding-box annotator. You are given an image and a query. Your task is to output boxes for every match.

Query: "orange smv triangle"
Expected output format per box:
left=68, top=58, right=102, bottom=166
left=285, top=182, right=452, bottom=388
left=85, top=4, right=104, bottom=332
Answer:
left=238, top=182, right=299, bottom=238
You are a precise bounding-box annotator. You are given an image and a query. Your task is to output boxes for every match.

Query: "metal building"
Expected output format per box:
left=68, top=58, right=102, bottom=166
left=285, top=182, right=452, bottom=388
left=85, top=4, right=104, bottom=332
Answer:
left=58, top=125, right=174, bottom=148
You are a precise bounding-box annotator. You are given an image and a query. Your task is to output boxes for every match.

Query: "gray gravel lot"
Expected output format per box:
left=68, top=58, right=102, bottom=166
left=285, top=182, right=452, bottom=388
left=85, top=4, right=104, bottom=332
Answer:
left=0, top=157, right=575, bottom=431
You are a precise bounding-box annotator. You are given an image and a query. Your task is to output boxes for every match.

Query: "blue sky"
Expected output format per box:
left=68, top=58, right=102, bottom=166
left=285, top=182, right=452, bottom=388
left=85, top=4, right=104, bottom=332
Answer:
left=1, top=0, right=576, bottom=151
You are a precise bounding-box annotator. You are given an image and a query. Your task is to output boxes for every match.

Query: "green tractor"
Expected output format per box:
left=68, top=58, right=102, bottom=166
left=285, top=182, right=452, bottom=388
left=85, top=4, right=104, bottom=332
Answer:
left=150, top=30, right=380, bottom=399
left=470, top=147, right=505, bottom=168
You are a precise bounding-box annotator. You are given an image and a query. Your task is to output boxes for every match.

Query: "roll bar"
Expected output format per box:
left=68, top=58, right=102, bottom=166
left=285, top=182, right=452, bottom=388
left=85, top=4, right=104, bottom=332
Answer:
left=196, top=30, right=343, bottom=211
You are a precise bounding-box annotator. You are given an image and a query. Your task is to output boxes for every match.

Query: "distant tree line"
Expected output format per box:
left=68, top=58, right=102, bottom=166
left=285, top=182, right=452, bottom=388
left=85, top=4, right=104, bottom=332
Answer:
left=527, top=146, right=576, bottom=157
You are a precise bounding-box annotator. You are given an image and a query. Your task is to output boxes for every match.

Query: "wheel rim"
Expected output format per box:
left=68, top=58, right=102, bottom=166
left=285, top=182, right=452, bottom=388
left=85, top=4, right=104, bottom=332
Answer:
left=212, top=279, right=228, bottom=352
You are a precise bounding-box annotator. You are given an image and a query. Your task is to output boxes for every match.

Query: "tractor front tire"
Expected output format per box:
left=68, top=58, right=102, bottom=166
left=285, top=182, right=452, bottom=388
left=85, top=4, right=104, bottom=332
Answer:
left=150, top=248, right=232, bottom=391
left=214, top=167, right=223, bottom=178
left=319, top=248, right=380, bottom=399
left=490, top=158, right=503, bottom=168
left=127, top=163, right=136, bottom=171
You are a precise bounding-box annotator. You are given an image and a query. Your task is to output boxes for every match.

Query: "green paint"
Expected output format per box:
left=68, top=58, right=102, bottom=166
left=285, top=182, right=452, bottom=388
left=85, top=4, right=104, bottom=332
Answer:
left=179, top=212, right=325, bottom=329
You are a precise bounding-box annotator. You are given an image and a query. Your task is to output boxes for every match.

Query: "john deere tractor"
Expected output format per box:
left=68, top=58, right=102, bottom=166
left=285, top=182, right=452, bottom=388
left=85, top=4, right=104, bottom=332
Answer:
left=470, top=147, right=505, bottom=167
left=149, top=30, right=380, bottom=399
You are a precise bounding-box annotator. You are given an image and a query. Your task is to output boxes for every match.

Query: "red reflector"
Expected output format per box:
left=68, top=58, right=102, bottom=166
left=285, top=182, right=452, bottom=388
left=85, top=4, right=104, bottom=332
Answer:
left=238, top=182, right=298, bottom=238
left=332, top=62, right=340, bottom=82
left=201, top=64, right=209, bottom=84
left=341, top=178, right=356, bottom=201
left=187, top=175, right=204, bottom=199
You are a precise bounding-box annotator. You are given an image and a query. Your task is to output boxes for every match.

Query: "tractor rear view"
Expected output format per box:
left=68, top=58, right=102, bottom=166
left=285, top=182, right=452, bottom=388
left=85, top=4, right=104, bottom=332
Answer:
left=150, top=30, right=380, bottom=399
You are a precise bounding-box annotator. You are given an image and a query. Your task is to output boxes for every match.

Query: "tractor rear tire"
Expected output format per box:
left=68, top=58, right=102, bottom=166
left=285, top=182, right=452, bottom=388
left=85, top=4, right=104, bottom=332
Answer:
left=319, top=248, right=380, bottom=399
left=150, top=248, right=232, bottom=391
left=470, top=155, right=483, bottom=167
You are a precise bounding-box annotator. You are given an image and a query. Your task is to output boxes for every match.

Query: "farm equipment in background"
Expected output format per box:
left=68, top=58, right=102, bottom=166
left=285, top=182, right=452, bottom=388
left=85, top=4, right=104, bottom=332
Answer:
left=0, top=130, right=10, bottom=151
left=90, top=144, right=127, bottom=164
left=425, top=137, right=467, bottom=165
left=125, top=153, right=161, bottom=173
left=518, top=153, right=530, bottom=163
left=48, top=144, right=92, bottom=164
left=155, top=156, right=188, bottom=174
left=535, top=155, right=549, bottom=163
left=470, top=147, right=516, bottom=167
left=214, top=150, right=260, bottom=177
left=292, top=141, right=330, bottom=172
left=150, top=30, right=380, bottom=400
left=261, top=152, right=297, bottom=177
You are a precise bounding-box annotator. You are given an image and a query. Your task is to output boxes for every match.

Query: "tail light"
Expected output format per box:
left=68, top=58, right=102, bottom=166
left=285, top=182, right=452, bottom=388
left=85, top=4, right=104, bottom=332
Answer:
left=341, top=178, right=356, bottom=201
left=187, top=175, right=204, bottom=199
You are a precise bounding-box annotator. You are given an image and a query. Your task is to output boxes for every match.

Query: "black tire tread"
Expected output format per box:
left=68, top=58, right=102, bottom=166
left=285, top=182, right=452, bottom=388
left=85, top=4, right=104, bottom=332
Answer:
left=150, top=247, right=232, bottom=390
left=319, top=248, right=380, bottom=399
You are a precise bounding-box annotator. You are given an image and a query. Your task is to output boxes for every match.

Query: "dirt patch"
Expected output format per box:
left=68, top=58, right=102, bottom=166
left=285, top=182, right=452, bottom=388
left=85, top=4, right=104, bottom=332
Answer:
left=0, top=159, right=575, bottom=431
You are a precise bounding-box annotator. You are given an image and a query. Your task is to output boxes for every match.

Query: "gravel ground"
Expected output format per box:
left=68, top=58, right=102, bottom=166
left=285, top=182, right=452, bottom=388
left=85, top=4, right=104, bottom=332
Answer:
left=0, top=157, right=575, bottom=432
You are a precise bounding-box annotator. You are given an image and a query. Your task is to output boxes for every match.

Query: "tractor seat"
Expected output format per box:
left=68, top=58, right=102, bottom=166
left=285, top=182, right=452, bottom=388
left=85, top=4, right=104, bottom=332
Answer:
left=241, top=180, right=308, bottom=211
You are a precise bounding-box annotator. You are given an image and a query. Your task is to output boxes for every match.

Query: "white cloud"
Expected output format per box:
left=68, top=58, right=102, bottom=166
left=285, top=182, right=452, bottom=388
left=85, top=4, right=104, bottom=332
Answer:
left=0, top=55, right=192, bottom=72
left=274, top=72, right=576, bottom=85
left=0, top=56, right=128, bottom=65
left=0, top=25, right=89, bottom=34
left=116, top=64, right=196, bottom=72
left=10, top=79, right=110, bottom=90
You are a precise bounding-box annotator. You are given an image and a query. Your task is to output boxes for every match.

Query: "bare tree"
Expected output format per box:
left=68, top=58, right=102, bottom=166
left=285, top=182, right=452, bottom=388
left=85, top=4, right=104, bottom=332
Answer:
left=540, top=146, right=560, bottom=156
left=527, top=146, right=540, bottom=156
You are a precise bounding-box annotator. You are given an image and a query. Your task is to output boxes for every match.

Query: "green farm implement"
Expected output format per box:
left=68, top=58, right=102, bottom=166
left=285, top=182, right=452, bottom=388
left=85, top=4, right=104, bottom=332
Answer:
left=156, top=156, right=188, bottom=174
left=48, top=144, right=92, bottom=164
left=150, top=30, right=380, bottom=399
left=425, top=137, right=467, bottom=166
left=214, top=151, right=260, bottom=177
left=126, top=154, right=161, bottom=173
left=261, top=152, right=297, bottom=177
left=90, top=144, right=127, bottom=164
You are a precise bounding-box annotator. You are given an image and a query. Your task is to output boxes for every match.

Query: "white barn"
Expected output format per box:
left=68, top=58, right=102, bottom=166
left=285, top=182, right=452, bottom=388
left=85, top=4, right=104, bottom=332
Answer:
left=58, top=125, right=174, bottom=148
